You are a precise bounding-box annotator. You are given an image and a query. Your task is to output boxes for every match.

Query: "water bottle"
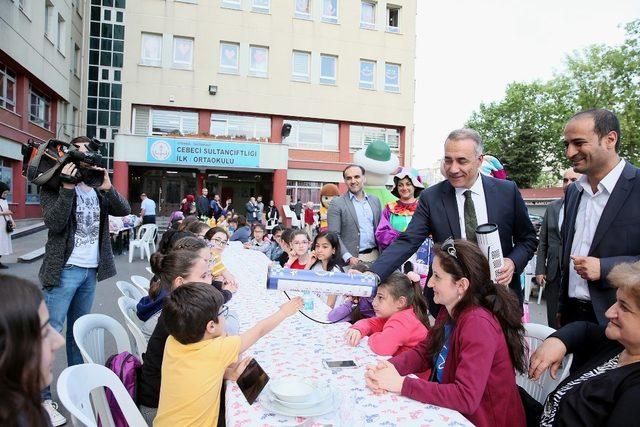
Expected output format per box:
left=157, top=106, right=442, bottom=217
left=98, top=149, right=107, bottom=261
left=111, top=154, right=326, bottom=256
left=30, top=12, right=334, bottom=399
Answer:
left=303, top=291, right=314, bottom=311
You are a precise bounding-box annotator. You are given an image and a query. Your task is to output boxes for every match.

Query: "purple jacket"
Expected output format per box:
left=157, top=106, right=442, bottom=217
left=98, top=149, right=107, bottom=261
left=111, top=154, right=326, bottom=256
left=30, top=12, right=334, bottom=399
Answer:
left=327, top=296, right=374, bottom=322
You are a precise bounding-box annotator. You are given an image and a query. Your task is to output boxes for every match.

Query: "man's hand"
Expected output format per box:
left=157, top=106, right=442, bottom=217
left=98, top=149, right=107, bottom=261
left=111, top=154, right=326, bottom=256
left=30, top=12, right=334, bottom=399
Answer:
left=348, top=256, right=360, bottom=266
left=96, top=167, right=112, bottom=191
left=571, top=256, right=600, bottom=281
left=60, top=163, right=78, bottom=189
left=495, top=258, right=516, bottom=285
left=224, top=356, right=253, bottom=381
left=535, top=274, right=546, bottom=286
left=344, top=328, right=362, bottom=347
left=528, top=337, right=567, bottom=381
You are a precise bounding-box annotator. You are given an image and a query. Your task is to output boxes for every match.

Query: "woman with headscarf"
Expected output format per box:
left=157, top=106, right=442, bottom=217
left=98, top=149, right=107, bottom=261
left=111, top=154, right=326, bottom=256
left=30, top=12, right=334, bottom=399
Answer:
left=0, top=181, right=13, bottom=269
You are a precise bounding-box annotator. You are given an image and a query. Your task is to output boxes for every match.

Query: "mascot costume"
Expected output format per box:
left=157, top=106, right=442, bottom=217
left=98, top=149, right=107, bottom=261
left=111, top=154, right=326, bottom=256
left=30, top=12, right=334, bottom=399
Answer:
left=353, top=139, right=399, bottom=206
left=318, top=183, right=340, bottom=233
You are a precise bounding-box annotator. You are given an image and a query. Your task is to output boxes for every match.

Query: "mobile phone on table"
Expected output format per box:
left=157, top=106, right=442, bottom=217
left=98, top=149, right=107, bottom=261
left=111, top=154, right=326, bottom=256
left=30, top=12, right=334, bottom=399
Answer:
left=236, top=359, right=270, bottom=405
left=322, top=359, right=358, bottom=369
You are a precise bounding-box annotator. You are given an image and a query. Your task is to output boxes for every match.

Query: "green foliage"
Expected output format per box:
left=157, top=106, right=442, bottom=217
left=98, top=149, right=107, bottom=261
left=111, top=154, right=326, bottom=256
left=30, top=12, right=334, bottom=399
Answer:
left=466, top=19, right=640, bottom=188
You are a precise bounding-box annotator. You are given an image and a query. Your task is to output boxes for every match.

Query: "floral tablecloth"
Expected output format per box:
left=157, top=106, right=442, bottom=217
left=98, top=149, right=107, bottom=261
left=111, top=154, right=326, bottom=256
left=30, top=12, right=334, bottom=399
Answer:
left=222, top=243, right=472, bottom=427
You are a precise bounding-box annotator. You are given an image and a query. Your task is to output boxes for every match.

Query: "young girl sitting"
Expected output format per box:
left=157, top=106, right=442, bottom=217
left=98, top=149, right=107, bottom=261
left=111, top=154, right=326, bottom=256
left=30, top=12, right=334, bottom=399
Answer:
left=345, top=271, right=430, bottom=356
left=285, top=229, right=312, bottom=270
left=307, top=231, right=343, bottom=308
left=243, top=223, right=270, bottom=251
left=204, top=227, right=238, bottom=293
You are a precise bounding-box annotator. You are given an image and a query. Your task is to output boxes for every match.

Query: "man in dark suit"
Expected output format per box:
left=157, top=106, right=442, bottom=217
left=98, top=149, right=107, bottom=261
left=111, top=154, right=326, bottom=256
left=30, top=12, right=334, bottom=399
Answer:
left=558, top=109, right=640, bottom=326
left=370, top=128, right=538, bottom=309
left=535, top=169, right=581, bottom=326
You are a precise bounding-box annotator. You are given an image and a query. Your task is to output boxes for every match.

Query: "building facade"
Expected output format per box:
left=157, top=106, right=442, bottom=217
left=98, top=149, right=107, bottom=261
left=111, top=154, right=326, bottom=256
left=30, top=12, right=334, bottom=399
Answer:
left=108, top=0, right=417, bottom=215
left=0, top=0, right=86, bottom=219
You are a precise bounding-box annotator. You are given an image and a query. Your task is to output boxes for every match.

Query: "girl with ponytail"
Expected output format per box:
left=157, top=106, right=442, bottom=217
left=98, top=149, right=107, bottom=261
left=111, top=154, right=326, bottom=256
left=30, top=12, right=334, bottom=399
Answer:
left=345, top=271, right=430, bottom=357
left=364, top=239, right=526, bottom=427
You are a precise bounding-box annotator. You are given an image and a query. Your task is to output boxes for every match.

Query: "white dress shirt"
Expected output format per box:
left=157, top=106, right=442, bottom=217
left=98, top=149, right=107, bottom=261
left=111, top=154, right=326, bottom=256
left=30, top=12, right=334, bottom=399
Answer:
left=568, top=159, right=626, bottom=300
left=455, top=173, right=488, bottom=239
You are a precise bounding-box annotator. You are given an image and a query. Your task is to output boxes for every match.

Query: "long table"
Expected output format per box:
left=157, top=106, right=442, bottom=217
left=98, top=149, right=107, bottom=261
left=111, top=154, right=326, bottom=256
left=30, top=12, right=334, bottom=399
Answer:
left=222, top=242, right=472, bottom=427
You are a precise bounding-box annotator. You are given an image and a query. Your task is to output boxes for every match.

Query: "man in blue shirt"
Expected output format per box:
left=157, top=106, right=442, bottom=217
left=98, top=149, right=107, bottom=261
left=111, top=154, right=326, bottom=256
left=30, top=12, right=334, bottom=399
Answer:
left=140, top=193, right=157, bottom=224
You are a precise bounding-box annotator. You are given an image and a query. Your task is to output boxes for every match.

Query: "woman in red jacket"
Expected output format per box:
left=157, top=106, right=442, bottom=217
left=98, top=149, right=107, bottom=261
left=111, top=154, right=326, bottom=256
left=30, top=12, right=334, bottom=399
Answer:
left=365, top=239, right=526, bottom=427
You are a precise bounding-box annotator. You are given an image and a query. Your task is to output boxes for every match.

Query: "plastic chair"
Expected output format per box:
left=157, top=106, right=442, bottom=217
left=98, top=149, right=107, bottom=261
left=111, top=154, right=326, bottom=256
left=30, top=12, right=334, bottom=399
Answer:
left=516, top=323, right=573, bottom=404
left=146, top=266, right=154, bottom=276
left=117, top=296, right=148, bottom=358
left=116, top=280, right=146, bottom=301
left=128, top=224, right=157, bottom=263
left=57, top=363, right=147, bottom=427
left=73, top=314, right=133, bottom=427
left=131, top=275, right=150, bottom=293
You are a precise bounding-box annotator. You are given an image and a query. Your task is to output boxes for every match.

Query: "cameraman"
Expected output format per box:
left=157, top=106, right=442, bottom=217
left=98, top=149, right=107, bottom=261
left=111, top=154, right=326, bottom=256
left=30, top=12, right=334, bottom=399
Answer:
left=38, top=136, right=130, bottom=426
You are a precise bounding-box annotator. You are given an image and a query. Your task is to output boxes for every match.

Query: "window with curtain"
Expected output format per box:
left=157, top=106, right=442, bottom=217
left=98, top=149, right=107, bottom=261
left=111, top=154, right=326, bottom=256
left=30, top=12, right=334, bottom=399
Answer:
left=283, top=120, right=338, bottom=150
left=151, top=109, right=198, bottom=135
left=210, top=113, right=271, bottom=141
left=350, top=125, right=399, bottom=153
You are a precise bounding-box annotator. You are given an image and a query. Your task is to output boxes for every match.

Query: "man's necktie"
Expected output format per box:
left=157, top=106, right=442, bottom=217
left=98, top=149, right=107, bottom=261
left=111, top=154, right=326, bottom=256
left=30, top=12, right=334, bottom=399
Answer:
left=464, top=190, right=478, bottom=243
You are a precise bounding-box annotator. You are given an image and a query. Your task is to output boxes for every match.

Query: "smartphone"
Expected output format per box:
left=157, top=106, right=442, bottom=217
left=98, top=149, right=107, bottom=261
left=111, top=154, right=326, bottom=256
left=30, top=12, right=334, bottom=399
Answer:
left=236, top=359, right=270, bottom=405
left=322, top=359, right=358, bottom=369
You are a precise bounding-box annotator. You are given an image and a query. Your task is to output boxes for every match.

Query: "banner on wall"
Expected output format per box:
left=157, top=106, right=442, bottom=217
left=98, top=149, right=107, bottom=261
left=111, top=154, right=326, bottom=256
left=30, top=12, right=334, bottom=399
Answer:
left=146, top=137, right=261, bottom=168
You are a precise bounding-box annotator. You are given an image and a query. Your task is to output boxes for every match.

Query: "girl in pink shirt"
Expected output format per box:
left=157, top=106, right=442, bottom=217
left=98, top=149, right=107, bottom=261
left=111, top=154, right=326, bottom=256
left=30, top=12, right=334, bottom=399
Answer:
left=345, top=272, right=430, bottom=356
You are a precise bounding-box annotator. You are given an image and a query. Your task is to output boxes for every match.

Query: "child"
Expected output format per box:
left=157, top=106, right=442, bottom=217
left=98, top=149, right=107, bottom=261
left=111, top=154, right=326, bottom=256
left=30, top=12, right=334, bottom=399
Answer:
left=307, top=231, right=343, bottom=308
left=344, top=272, right=430, bottom=356
left=154, top=283, right=303, bottom=427
left=275, top=228, right=294, bottom=267
left=226, top=217, right=238, bottom=234
left=243, top=223, right=270, bottom=251
left=264, top=226, right=285, bottom=261
left=204, top=227, right=238, bottom=293
left=285, top=229, right=312, bottom=269
left=327, top=262, right=375, bottom=322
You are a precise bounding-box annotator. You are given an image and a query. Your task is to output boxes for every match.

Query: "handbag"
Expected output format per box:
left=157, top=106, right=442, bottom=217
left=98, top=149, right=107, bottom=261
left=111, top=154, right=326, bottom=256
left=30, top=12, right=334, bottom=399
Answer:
left=0, top=204, right=14, bottom=233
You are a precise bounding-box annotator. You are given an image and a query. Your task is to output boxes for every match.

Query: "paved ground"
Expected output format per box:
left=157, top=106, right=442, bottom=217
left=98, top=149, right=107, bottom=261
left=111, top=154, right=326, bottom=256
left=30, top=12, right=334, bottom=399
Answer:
left=1, top=231, right=548, bottom=422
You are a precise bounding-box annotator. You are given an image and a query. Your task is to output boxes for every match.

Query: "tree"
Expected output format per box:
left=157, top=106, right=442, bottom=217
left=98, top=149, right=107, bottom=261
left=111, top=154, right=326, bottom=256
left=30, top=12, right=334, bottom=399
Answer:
left=466, top=19, right=640, bottom=187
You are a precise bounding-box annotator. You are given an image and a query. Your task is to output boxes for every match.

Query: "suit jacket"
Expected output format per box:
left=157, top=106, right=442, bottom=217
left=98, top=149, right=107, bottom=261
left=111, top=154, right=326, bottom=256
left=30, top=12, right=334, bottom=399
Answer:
left=327, top=192, right=381, bottom=259
left=535, top=198, right=563, bottom=283
left=559, top=161, right=640, bottom=325
left=370, top=174, right=538, bottom=300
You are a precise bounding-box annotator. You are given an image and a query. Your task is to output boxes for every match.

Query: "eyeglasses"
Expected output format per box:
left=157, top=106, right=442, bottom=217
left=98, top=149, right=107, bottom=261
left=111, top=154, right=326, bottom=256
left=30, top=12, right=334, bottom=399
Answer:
left=211, top=238, right=229, bottom=246
left=442, top=237, right=458, bottom=259
left=218, top=305, right=229, bottom=317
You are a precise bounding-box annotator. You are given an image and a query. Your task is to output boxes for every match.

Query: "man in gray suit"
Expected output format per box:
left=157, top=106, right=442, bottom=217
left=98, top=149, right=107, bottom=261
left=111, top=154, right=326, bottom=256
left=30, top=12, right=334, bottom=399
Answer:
left=328, top=165, right=382, bottom=265
left=535, top=169, right=581, bottom=326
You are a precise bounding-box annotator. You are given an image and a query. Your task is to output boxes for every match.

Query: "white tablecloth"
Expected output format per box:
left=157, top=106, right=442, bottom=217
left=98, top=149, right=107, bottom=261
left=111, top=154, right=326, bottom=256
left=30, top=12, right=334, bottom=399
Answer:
left=222, top=242, right=472, bottom=427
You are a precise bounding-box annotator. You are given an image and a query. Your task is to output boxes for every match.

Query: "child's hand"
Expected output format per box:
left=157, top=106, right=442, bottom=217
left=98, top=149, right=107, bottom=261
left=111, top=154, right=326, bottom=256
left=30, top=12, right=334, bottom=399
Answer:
left=280, top=297, right=303, bottom=316
left=224, top=356, right=253, bottom=381
left=406, top=271, right=421, bottom=283
left=344, top=328, right=362, bottom=346
left=243, top=242, right=251, bottom=249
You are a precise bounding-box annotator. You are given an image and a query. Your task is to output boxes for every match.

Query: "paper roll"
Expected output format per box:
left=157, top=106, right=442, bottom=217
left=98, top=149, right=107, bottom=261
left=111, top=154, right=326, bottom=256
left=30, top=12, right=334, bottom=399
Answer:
left=476, top=223, right=504, bottom=282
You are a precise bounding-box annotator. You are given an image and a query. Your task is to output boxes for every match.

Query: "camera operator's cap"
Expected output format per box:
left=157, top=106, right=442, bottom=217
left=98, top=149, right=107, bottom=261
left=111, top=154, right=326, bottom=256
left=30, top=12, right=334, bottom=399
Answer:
left=391, top=167, right=425, bottom=198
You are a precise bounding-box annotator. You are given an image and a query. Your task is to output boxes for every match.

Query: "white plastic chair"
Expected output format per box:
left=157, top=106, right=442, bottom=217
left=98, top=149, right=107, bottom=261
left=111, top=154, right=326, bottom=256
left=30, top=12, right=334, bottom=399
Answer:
left=131, top=275, right=150, bottom=293
left=128, top=224, right=157, bottom=263
left=116, top=280, right=146, bottom=301
left=517, top=323, right=573, bottom=404
left=57, top=363, right=147, bottom=427
left=117, top=296, right=148, bottom=358
left=145, top=266, right=154, bottom=276
left=73, top=314, right=133, bottom=427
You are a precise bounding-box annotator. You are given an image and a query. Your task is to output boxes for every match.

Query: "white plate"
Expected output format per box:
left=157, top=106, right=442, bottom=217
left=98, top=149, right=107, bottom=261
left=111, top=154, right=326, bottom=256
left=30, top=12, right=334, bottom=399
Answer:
left=260, top=389, right=340, bottom=417
left=265, top=385, right=331, bottom=409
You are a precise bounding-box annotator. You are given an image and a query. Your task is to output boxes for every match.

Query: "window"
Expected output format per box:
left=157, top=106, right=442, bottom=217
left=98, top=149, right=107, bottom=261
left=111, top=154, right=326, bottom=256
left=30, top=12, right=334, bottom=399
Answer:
left=0, top=161, right=12, bottom=203
left=350, top=125, right=399, bottom=153
left=294, top=0, right=311, bottom=19
left=172, top=37, right=194, bottom=69
left=210, top=113, right=271, bottom=141
left=286, top=181, right=326, bottom=206
left=44, top=1, right=54, bottom=39
left=384, top=62, right=400, bottom=92
left=72, top=107, right=78, bottom=137
left=320, top=54, right=337, bottom=85
left=219, top=42, right=239, bottom=74
left=29, top=86, right=51, bottom=129
left=359, top=59, right=376, bottom=90
left=151, top=109, right=198, bottom=135
left=73, top=44, right=81, bottom=76
left=387, top=5, right=400, bottom=32
left=26, top=181, right=40, bottom=204
left=360, top=1, right=375, bottom=29
left=322, top=0, right=338, bottom=23
left=252, top=0, right=269, bottom=13
left=57, top=14, right=66, bottom=54
left=221, top=0, right=241, bottom=10
left=140, top=33, right=162, bottom=67
left=249, top=46, right=268, bottom=77
left=292, top=51, right=310, bottom=82
left=283, top=120, right=338, bottom=150
left=0, top=63, right=17, bottom=112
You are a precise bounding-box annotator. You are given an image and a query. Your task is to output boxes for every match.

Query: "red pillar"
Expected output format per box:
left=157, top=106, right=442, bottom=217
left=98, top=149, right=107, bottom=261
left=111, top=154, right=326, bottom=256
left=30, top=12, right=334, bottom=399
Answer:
left=112, top=161, right=129, bottom=199
left=273, top=168, right=287, bottom=225
left=270, top=116, right=284, bottom=143
left=198, top=110, right=209, bottom=135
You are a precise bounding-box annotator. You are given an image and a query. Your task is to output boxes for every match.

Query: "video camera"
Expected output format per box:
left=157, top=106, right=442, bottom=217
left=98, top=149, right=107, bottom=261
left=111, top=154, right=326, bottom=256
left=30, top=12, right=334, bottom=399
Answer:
left=21, top=138, right=106, bottom=190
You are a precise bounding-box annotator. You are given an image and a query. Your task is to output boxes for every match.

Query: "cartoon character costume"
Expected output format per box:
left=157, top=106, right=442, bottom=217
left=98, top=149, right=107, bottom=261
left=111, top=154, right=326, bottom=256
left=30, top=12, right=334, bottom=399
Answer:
left=318, top=183, right=340, bottom=232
